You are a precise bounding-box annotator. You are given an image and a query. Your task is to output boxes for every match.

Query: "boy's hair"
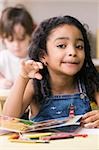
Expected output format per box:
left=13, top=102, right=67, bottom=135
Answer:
left=29, top=15, right=99, bottom=104
left=0, top=5, right=36, bottom=39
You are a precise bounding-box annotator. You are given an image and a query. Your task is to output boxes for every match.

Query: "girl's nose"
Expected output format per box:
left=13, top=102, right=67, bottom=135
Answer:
left=68, top=45, right=76, bottom=57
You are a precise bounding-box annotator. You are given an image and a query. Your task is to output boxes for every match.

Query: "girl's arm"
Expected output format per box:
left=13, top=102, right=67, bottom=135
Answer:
left=2, top=59, right=43, bottom=118
left=2, top=76, right=33, bottom=117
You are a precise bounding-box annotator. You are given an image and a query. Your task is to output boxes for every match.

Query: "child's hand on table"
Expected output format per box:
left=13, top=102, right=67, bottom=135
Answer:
left=81, top=110, right=99, bottom=128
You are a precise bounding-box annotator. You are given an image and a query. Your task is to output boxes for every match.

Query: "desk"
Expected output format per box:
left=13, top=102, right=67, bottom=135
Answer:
left=0, top=128, right=99, bottom=150
left=0, top=89, right=10, bottom=114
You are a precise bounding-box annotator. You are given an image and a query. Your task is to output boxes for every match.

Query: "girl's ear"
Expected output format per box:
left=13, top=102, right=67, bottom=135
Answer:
left=40, top=55, right=47, bottom=66
left=39, top=50, right=47, bottom=66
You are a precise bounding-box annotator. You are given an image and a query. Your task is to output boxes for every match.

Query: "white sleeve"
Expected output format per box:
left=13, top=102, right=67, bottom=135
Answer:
left=0, top=50, right=8, bottom=74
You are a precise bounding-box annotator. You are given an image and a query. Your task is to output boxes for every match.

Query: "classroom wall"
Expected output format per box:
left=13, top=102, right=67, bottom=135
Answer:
left=0, top=0, right=98, bottom=58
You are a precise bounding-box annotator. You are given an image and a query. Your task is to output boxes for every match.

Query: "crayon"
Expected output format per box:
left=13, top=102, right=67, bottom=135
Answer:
left=9, top=132, right=50, bottom=143
left=8, top=133, right=20, bottom=139
left=41, top=134, right=74, bottom=140
left=26, top=132, right=53, bottom=139
left=9, top=139, right=49, bottom=143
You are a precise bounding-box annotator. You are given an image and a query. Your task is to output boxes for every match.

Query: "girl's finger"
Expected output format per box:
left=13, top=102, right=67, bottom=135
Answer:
left=82, top=110, right=99, bottom=119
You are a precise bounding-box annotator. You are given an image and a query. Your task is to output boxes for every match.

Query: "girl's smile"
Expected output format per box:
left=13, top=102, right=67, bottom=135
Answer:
left=61, top=61, right=80, bottom=68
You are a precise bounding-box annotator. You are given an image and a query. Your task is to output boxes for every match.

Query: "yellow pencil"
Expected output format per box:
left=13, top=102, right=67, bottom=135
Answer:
left=9, top=139, right=49, bottom=143
left=26, top=132, right=53, bottom=139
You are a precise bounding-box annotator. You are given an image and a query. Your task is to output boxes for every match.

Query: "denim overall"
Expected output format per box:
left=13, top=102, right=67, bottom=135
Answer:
left=31, top=81, right=91, bottom=122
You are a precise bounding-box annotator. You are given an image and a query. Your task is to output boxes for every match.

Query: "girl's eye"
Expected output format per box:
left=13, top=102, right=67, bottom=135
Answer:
left=76, top=45, right=84, bottom=50
left=57, top=44, right=66, bottom=49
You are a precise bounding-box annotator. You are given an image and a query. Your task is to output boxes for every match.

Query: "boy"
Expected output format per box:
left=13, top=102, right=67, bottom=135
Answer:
left=0, top=6, right=36, bottom=89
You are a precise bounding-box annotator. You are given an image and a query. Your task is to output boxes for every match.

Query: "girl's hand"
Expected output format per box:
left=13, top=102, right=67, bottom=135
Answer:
left=20, top=60, right=43, bottom=80
left=81, top=110, right=99, bottom=128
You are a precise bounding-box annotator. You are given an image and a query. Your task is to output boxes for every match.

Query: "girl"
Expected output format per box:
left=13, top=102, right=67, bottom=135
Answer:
left=0, top=6, right=36, bottom=88
left=3, top=15, right=99, bottom=128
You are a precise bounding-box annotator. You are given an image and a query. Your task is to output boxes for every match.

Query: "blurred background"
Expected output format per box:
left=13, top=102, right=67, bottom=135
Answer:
left=0, top=0, right=99, bottom=58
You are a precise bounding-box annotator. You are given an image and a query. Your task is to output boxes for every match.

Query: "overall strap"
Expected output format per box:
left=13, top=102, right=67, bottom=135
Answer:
left=78, top=79, right=87, bottom=99
left=78, top=79, right=86, bottom=93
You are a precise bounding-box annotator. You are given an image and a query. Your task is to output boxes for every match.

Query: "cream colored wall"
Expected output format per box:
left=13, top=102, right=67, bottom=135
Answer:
left=97, top=30, right=99, bottom=58
left=0, top=0, right=98, bottom=57
left=97, top=2, right=99, bottom=58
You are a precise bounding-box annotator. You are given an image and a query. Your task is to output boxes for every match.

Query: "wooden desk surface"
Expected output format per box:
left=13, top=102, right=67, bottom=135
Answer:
left=0, top=89, right=10, bottom=114
left=0, top=89, right=10, bottom=99
left=0, top=129, right=99, bottom=150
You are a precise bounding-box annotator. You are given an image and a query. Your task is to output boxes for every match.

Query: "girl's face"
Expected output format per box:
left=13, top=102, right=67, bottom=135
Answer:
left=43, top=24, right=85, bottom=78
left=4, top=24, right=31, bottom=58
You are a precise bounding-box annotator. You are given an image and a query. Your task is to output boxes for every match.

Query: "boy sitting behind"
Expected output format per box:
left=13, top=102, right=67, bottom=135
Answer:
left=0, top=6, right=36, bottom=89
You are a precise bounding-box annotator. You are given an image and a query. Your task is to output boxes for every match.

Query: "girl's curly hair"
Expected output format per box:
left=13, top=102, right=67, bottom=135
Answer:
left=29, top=15, right=99, bottom=104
